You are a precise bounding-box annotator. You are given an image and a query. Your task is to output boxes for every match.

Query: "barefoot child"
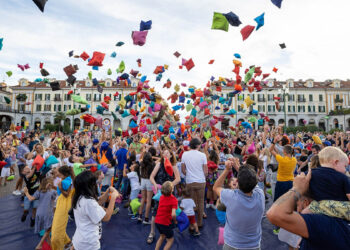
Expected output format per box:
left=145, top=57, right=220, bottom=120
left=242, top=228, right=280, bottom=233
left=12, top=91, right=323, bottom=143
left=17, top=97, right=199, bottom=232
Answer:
left=155, top=181, right=178, bottom=250
left=23, top=177, right=56, bottom=250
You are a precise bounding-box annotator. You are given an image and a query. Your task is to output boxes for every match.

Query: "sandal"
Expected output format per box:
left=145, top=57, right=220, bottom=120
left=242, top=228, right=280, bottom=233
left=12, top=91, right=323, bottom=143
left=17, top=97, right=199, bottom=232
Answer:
left=147, top=233, right=155, bottom=244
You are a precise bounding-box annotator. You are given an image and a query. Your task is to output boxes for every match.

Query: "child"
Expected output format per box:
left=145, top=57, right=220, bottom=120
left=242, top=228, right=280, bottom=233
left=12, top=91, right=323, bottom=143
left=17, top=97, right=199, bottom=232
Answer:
left=50, top=166, right=75, bottom=250
left=21, top=165, right=41, bottom=227
left=309, top=147, right=350, bottom=201
left=180, top=188, right=200, bottom=236
left=23, top=177, right=56, bottom=250
left=0, top=151, right=12, bottom=186
left=154, top=181, right=178, bottom=250
left=69, top=155, right=97, bottom=176
left=125, top=162, right=140, bottom=218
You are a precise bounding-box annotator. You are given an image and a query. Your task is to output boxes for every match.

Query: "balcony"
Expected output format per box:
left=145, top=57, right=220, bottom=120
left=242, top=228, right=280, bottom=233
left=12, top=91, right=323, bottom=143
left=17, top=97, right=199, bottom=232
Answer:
left=54, top=97, right=62, bottom=102
left=335, top=98, right=343, bottom=103
left=297, top=98, right=306, bottom=102
left=257, top=98, right=266, bottom=102
left=0, top=106, right=31, bottom=114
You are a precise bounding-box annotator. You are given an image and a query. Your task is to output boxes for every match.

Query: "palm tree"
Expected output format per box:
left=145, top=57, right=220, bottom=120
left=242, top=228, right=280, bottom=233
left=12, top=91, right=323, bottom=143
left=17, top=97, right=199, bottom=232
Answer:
left=54, top=112, right=66, bottom=131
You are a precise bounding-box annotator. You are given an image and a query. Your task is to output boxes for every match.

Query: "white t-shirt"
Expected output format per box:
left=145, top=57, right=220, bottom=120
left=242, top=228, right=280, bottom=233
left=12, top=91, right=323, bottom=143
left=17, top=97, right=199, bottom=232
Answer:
left=180, top=198, right=196, bottom=216
left=72, top=197, right=106, bottom=250
left=127, top=171, right=140, bottom=191
left=26, top=159, right=34, bottom=169
left=181, top=150, right=207, bottom=184
left=102, top=167, right=114, bottom=186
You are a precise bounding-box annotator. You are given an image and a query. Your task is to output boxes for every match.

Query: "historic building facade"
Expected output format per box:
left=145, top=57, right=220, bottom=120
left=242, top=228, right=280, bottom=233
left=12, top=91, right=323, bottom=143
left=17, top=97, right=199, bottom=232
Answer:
left=1, top=78, right=350, bottom=132
left=8, top=77, right=139, bottom=131
left=209, top=78, right=350, bottom=131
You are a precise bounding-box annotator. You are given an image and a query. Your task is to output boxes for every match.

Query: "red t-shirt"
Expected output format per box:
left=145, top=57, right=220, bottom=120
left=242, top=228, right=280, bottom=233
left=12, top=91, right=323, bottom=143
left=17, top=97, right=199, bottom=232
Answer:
left=155, top=194, right=178, bottom=226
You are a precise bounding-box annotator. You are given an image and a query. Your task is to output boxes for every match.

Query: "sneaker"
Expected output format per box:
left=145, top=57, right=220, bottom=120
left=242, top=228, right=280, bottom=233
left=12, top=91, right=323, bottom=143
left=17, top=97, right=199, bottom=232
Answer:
left=137, top=216, right=143, bottom=223
left=128, top=209, right=134, bottom=216
left=143, top=219, right=151, bottom=225
left=30, top=218, right=35, bottom=227
left=112, top=207, right=120, bottom=215
left=193, top=231, right=201, bottom=236
left=206, top=204, right=210, bottom=209
left=13, top=190, right=21, bottom=196
left=131, top=215, right=138, bottom=220
left=21, top=213, right=27, bottom=222
left=273, top=229, right=280, bottom=235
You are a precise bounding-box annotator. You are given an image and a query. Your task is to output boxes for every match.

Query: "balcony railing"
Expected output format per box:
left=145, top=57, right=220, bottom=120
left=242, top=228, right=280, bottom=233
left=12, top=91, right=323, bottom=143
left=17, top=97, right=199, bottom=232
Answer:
left=54, top=97, right=62, bottom=101
left=0, top=106, right=31, bottom=114
left=257, top=98, right=266, bottom=102
left=297, top=98, right=306, bottom=102
left=335, top=98, right=343, bottom=103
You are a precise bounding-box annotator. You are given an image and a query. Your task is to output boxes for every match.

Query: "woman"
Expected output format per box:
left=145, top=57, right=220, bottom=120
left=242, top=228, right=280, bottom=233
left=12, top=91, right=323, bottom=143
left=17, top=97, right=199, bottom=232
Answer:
left=138, top=152, right=155, bottom=224
left=72, top=171, right=120, bottom=250
left=147, top=147, right=180, bottom=244
left=270, top=141, right=296, bottom=202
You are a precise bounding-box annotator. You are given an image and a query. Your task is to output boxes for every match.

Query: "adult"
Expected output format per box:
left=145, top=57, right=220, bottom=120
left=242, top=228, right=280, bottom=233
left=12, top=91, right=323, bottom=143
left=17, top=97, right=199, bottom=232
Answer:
left=115, top=141, right=128, bottom=191
left=72, top=171, right=120, bottom=250
left=13, top=136, right=30, bottom=196
left=214, top=160, right=265, bottom=250
left=270, top=143, right=296, bottom=202
left=267, top=171, right=350, bottom=249
left=181, top=138, right=207, bottom=228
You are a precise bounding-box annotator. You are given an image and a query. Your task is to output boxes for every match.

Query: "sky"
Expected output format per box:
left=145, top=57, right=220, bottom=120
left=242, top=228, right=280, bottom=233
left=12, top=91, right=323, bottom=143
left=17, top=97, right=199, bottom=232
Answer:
left=1, top=0, right=350, bottom=97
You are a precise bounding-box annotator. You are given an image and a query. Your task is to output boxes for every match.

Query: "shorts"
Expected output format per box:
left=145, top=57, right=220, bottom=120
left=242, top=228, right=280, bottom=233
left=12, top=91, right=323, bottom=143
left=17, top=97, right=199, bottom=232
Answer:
left=24, top=196, right=39, bottom=210
left=1, top=167, right=11, bottom=177
left=155, top=223, right=174, bottom=239
left=130, top=189, right=140, bottom=201
left=187, top=215, right=196, bottom=224
left=140, top=178, right=152, bottom=191
left=18, top=164, right=25, bottom=178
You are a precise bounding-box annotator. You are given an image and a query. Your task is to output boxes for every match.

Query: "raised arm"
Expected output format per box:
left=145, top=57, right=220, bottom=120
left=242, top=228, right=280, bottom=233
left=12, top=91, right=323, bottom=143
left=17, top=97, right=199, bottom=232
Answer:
left=213, top=161, right=232, bottom=197
left=267, top=171, right=311, bottom=238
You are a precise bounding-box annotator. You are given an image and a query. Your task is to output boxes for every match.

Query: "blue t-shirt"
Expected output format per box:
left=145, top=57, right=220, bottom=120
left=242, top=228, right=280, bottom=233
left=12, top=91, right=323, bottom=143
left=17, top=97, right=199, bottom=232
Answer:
left=4, top=157, right=12, bottom=168
left=293, top=141, right=304, bottom=149
left=115, top=148, right=128, bottom=171
left=220, top=186, right=265, bottom=249
left=309, top=167, right=350, bottom=201
left=300, top=214, right=350, bottom=250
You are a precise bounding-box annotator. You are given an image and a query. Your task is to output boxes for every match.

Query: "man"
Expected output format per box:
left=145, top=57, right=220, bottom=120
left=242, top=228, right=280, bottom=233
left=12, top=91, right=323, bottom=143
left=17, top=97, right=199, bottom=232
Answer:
left=214, top=160, right=265, bottom=250
left=13, top=137, right=30, bottom=196
left=181, top=138, right=207, bottom=228
left=267, top=171, right=350, bottom=249
left=115, top=141, right=128, bottom=191
left=28, top=134, right=39, bottom=152
left=293, top=136, right=304, bottom=149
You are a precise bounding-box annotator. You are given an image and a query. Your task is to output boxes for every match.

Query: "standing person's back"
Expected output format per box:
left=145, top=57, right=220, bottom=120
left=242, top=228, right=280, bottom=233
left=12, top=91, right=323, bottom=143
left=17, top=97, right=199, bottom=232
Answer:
left=181, top=138, right=208, bottom=228
left=181, top=149, right=207, bottom=184
left=214, top=163, right=265, bottom=249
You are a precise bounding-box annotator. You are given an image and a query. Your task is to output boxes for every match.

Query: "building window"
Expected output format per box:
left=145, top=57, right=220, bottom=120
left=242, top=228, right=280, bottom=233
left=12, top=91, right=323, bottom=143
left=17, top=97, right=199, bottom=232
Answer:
left=36, top=105, right=41, bottom=111
left=64, top=94, right=71, bottom=101
left=54, top=94, right=61, bottom=101
left=35, top=94, right=42, bottom=101
left=268, top=94, right=273, bottom=101
left=309, top=94, right=313, bottom=102
left=297, top=94, right=305, bottom=102
left=58, top=105, right=62, bottom=111
left=94, top=94, right=101, bottom=101
left=53, top=105, right=56, bottom=112
left=45, top=94, right=50, bottom=101
left=319, top=94, right=323, bottom=102
left=86, top=94, right=92, bottom=101
left=106, top=81, right=111, bottom=87
left=334, top=82, right=340, bottom=88
left=44, top=105, right=51, bottom=111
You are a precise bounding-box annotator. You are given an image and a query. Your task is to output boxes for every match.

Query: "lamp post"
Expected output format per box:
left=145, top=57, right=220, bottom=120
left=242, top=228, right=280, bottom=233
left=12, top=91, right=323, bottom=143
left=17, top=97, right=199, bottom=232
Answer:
left=278, top=84, right=289, bottom=133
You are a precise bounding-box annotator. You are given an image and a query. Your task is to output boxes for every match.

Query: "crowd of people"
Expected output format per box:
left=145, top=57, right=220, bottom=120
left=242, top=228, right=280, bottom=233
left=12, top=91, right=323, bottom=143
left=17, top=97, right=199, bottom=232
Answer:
left=0, top=123, right=349, bottom=250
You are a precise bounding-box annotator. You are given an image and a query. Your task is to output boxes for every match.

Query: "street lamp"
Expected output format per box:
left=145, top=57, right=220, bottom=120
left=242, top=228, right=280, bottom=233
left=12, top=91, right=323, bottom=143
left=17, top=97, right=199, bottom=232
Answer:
left=278, top=84, right=289, bottom=133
